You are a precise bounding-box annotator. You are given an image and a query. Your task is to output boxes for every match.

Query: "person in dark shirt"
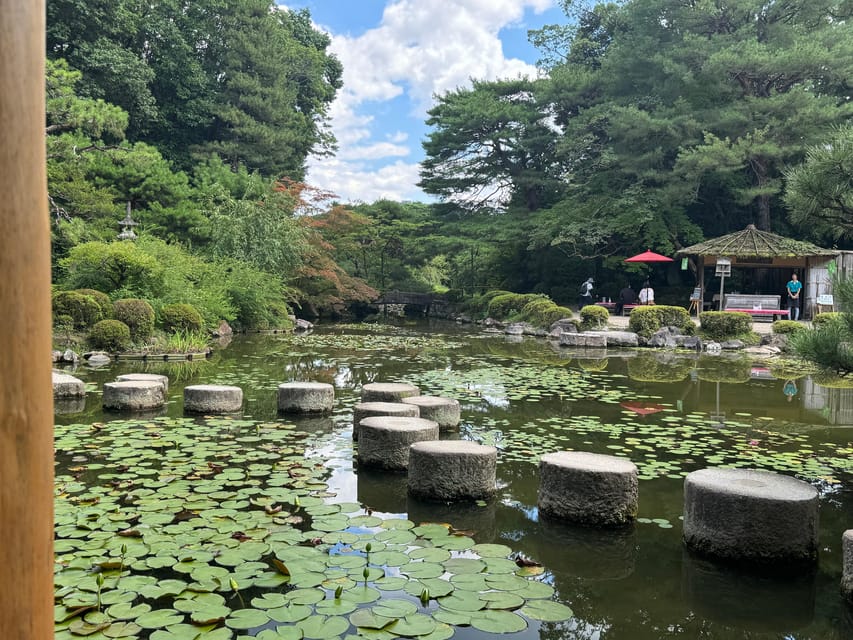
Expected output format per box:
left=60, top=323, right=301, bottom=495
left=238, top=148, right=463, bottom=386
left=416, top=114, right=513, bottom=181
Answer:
left=616, top=284, right=636, bottom=315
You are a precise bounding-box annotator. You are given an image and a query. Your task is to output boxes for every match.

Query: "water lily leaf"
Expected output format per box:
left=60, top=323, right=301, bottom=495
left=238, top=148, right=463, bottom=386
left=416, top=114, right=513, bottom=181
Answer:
left=285, top=589, right=325, bottom=605
left=438, top=592, right=486, bottom=613
left=372, top=599, right=418, bottom=618
left=261, top=628, right=303, bottom=640
left=102, top=621, right=142, bottom=638
left=401, top=563, right=443, bottom=579
left=480, top=591, right=525, bottom=610
left=379, top=518, right=414, bottom=530
left=67, top=618, right=110, bottom=636
left=339, top=586, right=381, bottom=604
left=388, top=613, right=436, bottom=637
left=225, top=608, right=270, bottom=630
left=404, top=578, right=454, bottom=599
left=519, top=599, right=574, bottom=622
left=514, top=565, right=545, bottom=577
left=368, top=551, right=410, bottom=567
left=136, top=609, right=184, bottom=629
left=374, top=576, right=410, bottom=591
left=513, top=580, right=554, bottom=600
left=349, top=609, right=395, bottom=630
left=315, top=599, right=358, bottom=616
left=442, top=558, right=485, bottom=575
left=470, top=610, right=527, bottom=633
left=408, top=548, right=450, bottom=563
left=106, top=602, right=151, bottom=620
left=470, top=543, right=513, bottom=558
left=448, top=574, right=488, bottom=592
left=297, top=614, right=349, bottom=639
left=189, top=604, right=231, bottom=625
left=418, top=622, right=454, bottom=640
left=432, top=610, right=471, bottom=626
left=268, top=604, right=312, bottom=623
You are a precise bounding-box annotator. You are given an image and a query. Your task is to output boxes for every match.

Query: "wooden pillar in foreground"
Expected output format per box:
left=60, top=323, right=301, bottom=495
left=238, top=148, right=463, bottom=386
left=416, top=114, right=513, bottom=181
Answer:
left=0, top=2, right=53, bottom=639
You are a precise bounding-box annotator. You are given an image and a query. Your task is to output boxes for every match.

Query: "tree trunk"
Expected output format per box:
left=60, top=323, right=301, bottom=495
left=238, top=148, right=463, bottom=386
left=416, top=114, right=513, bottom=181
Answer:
left=0, top=2, right=54, bottom=639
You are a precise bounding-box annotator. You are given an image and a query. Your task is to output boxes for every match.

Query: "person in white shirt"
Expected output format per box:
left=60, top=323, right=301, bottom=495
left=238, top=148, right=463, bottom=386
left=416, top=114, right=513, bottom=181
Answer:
left=638, top=281, right=655, bottom=305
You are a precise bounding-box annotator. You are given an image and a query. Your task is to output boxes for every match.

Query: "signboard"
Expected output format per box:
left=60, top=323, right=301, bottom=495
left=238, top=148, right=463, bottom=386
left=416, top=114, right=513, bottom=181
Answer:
left=715, top=257, right=731, bottom=276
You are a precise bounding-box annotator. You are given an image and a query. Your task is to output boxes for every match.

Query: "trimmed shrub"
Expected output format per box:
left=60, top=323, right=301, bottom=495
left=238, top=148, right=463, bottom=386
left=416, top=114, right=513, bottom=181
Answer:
left=114, top=298, right=155, bottom=342
left=699, top=311, right=752, bottom=339
left=579, top=304, right=609, bottom=330
left=772, top=319, right=806, bottom=335
left=52, top=290, right=103, bottom=329
left=629, top=305, right=694, bottom=338
left=160, top=303, right=204, bottom=333
left=487, top=293, right=543, bottom=320
left=520, top=298, right=574, bottom=326
left=813, top=312, right=843, bottom=326
left=74, top=288, right=113, bottom=319
left=88, top=319, right=131, bottom=352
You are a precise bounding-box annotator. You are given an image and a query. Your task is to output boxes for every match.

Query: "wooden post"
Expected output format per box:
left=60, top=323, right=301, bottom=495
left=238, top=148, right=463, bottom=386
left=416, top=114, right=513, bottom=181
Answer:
left=0, top=2, right=54, bottom=639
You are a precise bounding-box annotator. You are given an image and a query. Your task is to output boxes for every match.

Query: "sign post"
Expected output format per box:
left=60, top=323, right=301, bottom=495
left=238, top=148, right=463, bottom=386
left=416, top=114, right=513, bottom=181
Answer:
left=716, top=257, right=732, bottom=310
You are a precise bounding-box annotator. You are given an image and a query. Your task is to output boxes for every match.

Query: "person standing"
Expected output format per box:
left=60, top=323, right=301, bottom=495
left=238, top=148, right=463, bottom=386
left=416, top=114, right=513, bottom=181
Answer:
left=578, top=277, right=594, bottom=310
left=786, top=273, right=802, bottom=320
left=638, top=281, right=655, bottom=305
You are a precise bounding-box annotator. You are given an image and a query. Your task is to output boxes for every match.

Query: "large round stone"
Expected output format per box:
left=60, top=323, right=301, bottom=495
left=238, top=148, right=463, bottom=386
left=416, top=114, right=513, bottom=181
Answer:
left=538, top=451, right=638, bottom=526
left=408, top=440, right=497, bottom=501
left=103, top=381, right=166, bottom=411
left=683, top=468, right=819, bottom=565
left=358, top=416, right=439, bottom=471
left=184, top=384, right=243, bottom=414
left=402, top=395, right=460, bottom=430
left=360, top=382, right=420, bottom=403
left=352, top=401, right=419, bottom=440
left=53, top=371, right=85, bottom=398
left=278, top=382, right=334, bottom=413
left=116, top=373, right=169, bottom=392
left=841, top=530, right=853, bottom=602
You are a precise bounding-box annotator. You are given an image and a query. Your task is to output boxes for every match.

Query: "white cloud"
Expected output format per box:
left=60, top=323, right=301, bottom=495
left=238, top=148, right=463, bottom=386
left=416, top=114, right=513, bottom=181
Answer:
left=304, top=0, right=555, bottom=203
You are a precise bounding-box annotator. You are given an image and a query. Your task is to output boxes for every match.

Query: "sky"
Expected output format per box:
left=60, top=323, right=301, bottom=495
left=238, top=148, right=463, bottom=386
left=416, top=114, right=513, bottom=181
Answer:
left=278, top=0, right=565, bottom=204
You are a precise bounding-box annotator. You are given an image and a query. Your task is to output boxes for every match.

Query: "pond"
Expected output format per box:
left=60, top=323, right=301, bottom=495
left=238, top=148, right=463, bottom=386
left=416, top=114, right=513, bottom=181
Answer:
left=54, top=321, right=853, bottom=640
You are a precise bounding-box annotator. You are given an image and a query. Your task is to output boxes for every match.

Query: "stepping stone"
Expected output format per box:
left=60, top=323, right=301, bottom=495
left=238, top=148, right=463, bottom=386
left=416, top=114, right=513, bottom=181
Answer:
left=683, top=468, right=818, bottom=565
left=360, top=382, right=420, bottom=403
left=52, top=371, right=85, bottom=398
left=538, top=451, right=638, bottom=526
left=358, top=416, right=439, bottom=471
left=103, top=381, right=166, bottom=411
left=184, top=384, right=243, bottom=414
left=116, top=373, right=169, bottom=391
left=408, top=440, right=497, bottom=501
left=402, top=395, right=460, bottom=431
left=352, top=401, right=419, bottom=440
left=843, top=530, right=853, bottom=602
left=278, top=382, right=334, bottom=414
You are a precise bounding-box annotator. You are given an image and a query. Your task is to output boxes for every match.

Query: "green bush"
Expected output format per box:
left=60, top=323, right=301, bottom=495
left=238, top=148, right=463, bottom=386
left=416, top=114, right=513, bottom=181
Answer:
left=88, top=319, right=131, bottom=352
left=580, top=305, right=609, bottom=330
left=790, top=322, right=853, bottom=371
left=74, top=289, right=113, bottom=319
left=114, top=298, right=155, bottom=342
left=628, top=305, right=694, bottom=338
left=772, top=319, right=806, bottom=335
left=52, top=290, right=103, bottom=329
left=160, top=303, right=205, bottom=333
left=699, top=311, right=752, bottom=339
left=520, top=298, right=573, bottom=326
left=813, top=312, right=843, bottom=326
left=487, top=293, right=543, bottom=319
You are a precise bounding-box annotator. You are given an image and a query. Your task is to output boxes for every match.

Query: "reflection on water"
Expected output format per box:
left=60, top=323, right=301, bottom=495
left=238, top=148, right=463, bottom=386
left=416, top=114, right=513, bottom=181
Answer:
left=55, top=322, right=853, bottom=640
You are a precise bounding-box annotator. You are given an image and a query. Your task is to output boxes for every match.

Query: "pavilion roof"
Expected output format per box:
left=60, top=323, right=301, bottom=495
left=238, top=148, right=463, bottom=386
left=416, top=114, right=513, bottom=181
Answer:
left=677, top=224, right=837, bottom=258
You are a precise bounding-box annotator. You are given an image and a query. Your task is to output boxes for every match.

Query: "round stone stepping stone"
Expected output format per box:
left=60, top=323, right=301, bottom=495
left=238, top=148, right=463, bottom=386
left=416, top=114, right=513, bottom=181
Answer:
left=408, top=440, right=497, bottom=501
left=184, top=384, right=243, bottom=414
left=683, top=468, right=819, bottom=565
left=358, top=416, right=439, bottom=471
left=352, top=401, right=419, bottom=440
left=538, top=451, right=638, bottom=527
left=843, top=530, right=853, bottom=602
left=116, top=373, right=169, bottom=392
left=103, top=381, right=166, bottom=411
left=277, top=382, right=334, bottom=414
left=53, top=371, right=85, bottom=398
left=402, top=395, right=460, bottom=430
left=360, top=382, right=420, bottom=403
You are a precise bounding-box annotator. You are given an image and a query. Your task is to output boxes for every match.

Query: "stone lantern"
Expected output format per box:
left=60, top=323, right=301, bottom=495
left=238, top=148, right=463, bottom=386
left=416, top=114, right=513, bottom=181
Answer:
left=117, top=202, right=138, bottom=240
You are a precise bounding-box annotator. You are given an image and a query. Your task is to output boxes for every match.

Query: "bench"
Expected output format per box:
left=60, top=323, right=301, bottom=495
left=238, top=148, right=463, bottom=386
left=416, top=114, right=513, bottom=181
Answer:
left=723, top=294, right=788, bottom=321
left=622, top=304, right=641, bottom=316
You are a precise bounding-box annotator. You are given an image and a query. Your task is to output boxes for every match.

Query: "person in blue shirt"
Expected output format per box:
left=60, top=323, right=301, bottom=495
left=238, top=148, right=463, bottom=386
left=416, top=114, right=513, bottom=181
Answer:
left=786, top=273, right=802, bottom=320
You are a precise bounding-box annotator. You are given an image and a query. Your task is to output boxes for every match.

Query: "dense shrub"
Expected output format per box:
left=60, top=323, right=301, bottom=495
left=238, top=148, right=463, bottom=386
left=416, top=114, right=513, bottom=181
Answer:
left=628, top=305, right=694, bottom=338
left=520, top=298, right=573, bottom=326
left=812, top=312, right=843, bottom=326
left=772, top=319, right=806, bottom=335
left=52, top=290, right=103, bottom=329
left=488, top=293, right=543, bottom=319
left=114, top=298, right=155, bottom=342
left=74, top=289, right=113, bottom=318
left=699, top=311, right=752, bottom=339
left=579, top=305, right=609, bottom=330
left=88, top=319, right=131, bottom=352
left=160, top=303, right=204, bottom=333
left=790, top=322, right=853, bottom=371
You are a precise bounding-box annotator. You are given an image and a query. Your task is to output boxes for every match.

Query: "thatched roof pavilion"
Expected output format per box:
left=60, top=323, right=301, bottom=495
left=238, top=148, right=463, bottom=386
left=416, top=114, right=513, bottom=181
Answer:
left=677, top=225, right=839, bottom=317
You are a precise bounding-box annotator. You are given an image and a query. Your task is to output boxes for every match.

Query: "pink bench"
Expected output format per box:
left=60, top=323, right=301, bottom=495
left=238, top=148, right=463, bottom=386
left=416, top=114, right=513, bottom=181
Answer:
left=725, top=308, right=790, bottom=321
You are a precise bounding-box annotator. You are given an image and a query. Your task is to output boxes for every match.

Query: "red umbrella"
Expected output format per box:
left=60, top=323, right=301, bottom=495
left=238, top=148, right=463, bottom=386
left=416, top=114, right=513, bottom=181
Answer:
left=624, top=250, right=673, bottom=263
left=620, top=401, right=665, bottom=416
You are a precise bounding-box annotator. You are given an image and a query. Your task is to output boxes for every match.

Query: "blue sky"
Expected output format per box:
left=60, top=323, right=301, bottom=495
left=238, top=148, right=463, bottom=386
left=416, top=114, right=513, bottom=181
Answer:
left=278, top=1, right=564, bottom=203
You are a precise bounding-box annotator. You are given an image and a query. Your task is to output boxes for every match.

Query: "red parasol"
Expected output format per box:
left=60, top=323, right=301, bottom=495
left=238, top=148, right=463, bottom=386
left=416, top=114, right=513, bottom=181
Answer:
left=620, top=401, right=665, bottom=416
left=624, top=250, right=674, bottom=263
